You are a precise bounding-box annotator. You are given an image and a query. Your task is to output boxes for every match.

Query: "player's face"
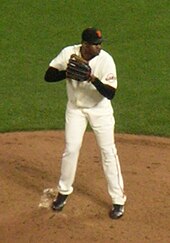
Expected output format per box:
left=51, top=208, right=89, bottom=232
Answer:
left=86, top=43, right=102, bottom=57
left=82, top=42, right=102, bottom=60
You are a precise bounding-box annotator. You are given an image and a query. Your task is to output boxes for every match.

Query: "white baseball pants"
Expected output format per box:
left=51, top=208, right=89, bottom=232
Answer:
left=57, top=101, right=126, bottom=205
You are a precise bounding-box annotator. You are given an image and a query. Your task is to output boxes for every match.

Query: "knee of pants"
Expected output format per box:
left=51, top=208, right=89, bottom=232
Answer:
left=63, top=142, right=82, bottom=156
left=100, top=145, right=118, bottom=161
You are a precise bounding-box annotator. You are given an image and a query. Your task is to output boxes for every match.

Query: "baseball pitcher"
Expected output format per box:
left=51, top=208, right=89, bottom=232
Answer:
left=44, top=27, right=126, bottom=219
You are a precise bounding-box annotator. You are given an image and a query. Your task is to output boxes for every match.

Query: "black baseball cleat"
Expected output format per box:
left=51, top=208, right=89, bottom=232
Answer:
left=109, top=204, right=124, bottom=219
left=52, top=193, right=68, bottom=211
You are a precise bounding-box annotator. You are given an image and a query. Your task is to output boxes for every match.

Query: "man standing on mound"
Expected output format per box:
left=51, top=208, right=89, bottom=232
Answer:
left=44, top=27, right=126, bottom=219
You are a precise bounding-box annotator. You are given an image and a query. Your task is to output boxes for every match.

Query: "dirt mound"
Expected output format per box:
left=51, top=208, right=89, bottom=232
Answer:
left=0, top=131, right=169, bottom=243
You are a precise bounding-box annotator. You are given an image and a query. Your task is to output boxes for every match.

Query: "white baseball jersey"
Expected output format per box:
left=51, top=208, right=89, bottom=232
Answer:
left=49, top=44, right=117, bottom=108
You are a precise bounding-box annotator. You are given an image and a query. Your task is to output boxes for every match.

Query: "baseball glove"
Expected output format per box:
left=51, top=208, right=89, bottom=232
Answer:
left=66, top=54, right=91, bottom=81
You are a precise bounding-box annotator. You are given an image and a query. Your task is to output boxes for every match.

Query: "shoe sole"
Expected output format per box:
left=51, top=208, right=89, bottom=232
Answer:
left=52, top=201, right=67, bottom=212
left=109, top=212, right=124, bottom=219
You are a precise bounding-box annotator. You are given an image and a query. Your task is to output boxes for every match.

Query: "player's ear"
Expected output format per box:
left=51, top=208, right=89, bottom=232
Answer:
left=82, top=41, right=88, bottom=46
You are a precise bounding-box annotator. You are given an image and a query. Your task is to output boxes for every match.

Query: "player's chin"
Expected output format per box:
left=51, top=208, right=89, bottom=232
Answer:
left=93, top=50, right=101, bottom=57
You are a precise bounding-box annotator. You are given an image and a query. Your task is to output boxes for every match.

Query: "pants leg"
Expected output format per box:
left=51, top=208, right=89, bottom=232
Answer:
left=87, top=106, right=126, bottom=205
left=58, top=103, right=88, bottom=195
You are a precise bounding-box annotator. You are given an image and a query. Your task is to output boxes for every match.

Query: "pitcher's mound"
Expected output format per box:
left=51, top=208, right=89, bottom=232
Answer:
left=0, top=131, right=169, bottom=243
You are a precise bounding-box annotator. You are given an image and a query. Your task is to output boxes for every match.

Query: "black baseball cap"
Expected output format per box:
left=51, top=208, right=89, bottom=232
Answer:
left=81, top=27, right=103, bottom=44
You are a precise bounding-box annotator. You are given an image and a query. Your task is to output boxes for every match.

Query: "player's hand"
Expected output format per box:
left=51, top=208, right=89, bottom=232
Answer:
left=66, top=54, right=91, bottom=81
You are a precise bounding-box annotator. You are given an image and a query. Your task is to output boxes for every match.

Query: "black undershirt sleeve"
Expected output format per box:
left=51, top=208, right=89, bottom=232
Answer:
left=44, top=68, right=115, bottom=100
left=44, top=67, right=66, bottom=82
left=92, top=78, right=116, bottom=100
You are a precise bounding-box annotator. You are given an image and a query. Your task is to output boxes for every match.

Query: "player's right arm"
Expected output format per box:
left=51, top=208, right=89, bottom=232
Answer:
left=44, top=47, right=69, bottom=82
left=44, top=67, right=66, bottom=82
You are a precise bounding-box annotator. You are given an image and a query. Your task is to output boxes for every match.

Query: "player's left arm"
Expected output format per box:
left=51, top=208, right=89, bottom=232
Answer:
left=89, top=56, right=117, bottom=100
left=89, top=76, right=116, bottom=100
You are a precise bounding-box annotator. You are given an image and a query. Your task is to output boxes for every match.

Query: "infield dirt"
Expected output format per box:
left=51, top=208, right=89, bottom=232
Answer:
left=0, top=131, right=169, bottom=243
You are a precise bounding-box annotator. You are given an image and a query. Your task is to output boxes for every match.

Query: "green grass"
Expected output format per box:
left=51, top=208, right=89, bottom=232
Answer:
left=1, top=0, right=170, bottom=137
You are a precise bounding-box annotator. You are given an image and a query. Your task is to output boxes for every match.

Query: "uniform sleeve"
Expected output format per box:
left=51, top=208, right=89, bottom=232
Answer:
left=49, top=48, right=68, bottom=71
left=100, top=56, right=118, bottom=89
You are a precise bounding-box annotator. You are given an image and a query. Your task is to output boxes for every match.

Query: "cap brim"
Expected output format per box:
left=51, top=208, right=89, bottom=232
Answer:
left=91, top=38, right=103, bottom=44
